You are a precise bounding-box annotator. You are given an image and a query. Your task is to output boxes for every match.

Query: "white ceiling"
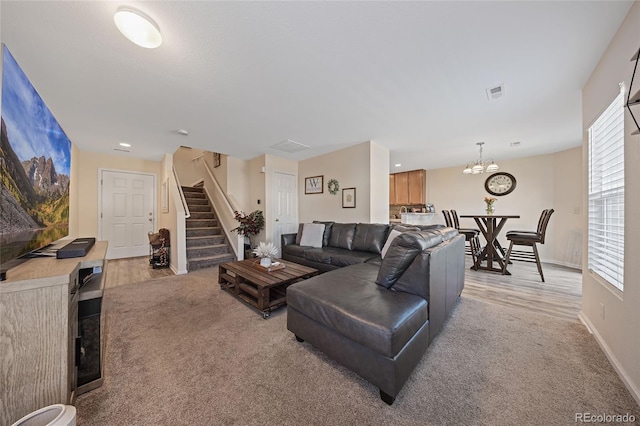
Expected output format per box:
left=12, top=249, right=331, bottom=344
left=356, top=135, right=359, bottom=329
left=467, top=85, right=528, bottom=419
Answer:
left=0, top=1, right=633, bottom=171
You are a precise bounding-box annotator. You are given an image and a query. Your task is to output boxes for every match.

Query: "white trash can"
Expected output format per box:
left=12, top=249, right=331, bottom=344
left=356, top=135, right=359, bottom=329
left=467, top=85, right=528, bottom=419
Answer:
left=11, top=404, right=76, bottom=426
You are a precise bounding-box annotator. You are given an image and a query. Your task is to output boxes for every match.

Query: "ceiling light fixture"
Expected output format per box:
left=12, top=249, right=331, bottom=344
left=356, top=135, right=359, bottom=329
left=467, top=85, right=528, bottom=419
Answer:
left=119, top=142, right=131, bottom=147
left=394, top=163, right=402, bottom=167
left=114, top=7, right=162, bottom=49
left=462, top=142, right=499, bottom=175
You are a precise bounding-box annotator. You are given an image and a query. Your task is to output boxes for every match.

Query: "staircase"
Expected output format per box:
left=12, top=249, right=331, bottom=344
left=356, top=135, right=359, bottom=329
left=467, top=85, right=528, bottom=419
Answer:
left=182, top=185, right=235, bottom=271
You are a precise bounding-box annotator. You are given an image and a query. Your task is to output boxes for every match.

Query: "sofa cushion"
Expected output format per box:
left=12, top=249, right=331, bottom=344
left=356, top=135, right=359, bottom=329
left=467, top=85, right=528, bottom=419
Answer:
left=299, top=223, right=325, bottom=248
left=304, top=248, right=332, bottom=264
left=376, top=231, right=444, bottom=288
left=352, top=223, right=389, bottom=254
left=327, top=249, right=379, bottom=267
left=328, top=223, right=356, bottom=250
left=295, top=223, right=304, bottom=245
left=287, top=263, right=428, bottom=358
left=313, top=221, right=334, bottom=246
left=282, top=244, right=309, bottom=258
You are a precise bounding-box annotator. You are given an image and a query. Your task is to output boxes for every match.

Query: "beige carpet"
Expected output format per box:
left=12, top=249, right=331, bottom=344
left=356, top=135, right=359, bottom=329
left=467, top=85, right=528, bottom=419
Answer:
left=75, top=269, right=640, bottom=425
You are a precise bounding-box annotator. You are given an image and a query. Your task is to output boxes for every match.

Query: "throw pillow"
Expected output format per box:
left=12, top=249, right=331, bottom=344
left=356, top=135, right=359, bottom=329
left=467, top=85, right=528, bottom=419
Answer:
left=299, top=223, right=325, bottom=248
left=380, top=229, right=401, bottom=259
left=375, top=232, right=424, bottom=288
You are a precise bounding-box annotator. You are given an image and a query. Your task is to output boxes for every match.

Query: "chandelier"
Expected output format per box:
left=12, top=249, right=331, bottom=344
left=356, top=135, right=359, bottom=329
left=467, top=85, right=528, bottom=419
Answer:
left=462, top=142, right=499, bottom=174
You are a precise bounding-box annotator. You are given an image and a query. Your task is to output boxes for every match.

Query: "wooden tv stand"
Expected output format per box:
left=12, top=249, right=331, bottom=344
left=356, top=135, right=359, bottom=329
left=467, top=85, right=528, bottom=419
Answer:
left=0, top=241, right=108, bottom=425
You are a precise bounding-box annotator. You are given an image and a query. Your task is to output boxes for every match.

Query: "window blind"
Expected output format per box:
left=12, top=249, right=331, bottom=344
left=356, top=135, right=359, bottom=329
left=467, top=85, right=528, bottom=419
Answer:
left=588, top=89, right=625, bottom=291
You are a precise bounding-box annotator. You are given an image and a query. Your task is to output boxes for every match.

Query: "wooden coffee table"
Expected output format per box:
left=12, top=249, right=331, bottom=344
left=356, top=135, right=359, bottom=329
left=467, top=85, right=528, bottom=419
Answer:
left=218, top=259, right=318, bottom=318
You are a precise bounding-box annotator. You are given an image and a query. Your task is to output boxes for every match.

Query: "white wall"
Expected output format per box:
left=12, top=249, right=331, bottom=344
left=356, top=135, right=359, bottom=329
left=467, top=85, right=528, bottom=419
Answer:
left=369, top=141, right=390, bottom=223
left=75, top=149, right=162, bottom=238
left=581, top=1, right=640, bottom=404
left=427, top=147, right=582, bottom=267
left=298, top=141, right=389, bottom=224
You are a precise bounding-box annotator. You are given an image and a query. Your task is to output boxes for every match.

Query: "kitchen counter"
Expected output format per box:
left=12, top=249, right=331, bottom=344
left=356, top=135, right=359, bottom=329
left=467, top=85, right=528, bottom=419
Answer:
left=401, top=212, right=437, bottom=225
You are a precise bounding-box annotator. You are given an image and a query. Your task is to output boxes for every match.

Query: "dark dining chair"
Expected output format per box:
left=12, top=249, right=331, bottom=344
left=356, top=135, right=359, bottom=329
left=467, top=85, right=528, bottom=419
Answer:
left=502, top=209, right=554, bottom=282
left=443, top=210, right=481, bottom=269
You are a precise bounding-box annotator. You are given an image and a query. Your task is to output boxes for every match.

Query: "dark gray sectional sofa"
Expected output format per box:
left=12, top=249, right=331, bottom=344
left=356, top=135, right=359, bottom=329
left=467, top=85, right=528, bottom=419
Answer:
left=283, top=222, right=465, bottom=405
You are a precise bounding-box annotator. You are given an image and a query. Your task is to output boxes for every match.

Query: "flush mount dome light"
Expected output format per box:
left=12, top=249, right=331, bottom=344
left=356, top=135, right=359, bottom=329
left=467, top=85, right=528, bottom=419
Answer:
left=114, top=7, right=162, bottom=48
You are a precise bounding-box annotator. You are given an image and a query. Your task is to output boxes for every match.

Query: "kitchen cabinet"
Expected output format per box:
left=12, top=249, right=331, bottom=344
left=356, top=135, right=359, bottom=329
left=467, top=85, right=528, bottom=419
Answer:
left=390, top=169, right=425, bottom=205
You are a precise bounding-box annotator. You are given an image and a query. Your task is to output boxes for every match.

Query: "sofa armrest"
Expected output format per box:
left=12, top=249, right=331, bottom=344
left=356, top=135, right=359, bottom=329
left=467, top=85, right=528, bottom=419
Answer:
left=281, top=233, right=297, bottom=248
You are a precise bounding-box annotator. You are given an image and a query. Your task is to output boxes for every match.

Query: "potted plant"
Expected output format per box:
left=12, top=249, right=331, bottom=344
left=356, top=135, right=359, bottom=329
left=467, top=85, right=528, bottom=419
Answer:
left=252, top=242, right=279, bottom=268
left=232, top=210, right=265, bottom=255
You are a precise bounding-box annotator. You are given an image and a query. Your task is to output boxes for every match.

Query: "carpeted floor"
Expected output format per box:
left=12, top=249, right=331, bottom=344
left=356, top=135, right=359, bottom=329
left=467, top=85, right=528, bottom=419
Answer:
left=75, top=269, right=640, bottom=425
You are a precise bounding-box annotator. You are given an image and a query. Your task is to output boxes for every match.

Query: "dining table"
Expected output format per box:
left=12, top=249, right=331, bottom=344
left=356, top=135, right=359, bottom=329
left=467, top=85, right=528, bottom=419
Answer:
left=459, top=214, right=520, bottom=274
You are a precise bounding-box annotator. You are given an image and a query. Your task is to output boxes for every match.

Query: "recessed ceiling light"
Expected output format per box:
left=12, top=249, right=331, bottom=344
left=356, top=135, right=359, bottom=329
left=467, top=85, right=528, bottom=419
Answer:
left=395, top=163, right=402, bottom=167
left=114, top=7, right=162, bottom=49
left=119, top=142, right=131, bottom=147
left=176, top=129, right=189, bottom=136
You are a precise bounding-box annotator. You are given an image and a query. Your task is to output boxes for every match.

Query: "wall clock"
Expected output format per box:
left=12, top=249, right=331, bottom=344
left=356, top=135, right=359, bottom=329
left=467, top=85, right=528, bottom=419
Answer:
left=485, top=172, right=516, bottom=196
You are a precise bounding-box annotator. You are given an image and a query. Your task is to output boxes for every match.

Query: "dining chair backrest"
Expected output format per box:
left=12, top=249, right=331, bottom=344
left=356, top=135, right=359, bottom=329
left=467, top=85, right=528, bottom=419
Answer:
left=539, top=209, right=555, bottom=244
left=450, top=210, right=461, bottom=229
left=536, top=209, right=549, bottom=235
left=442, top=210, right=453, bottom=228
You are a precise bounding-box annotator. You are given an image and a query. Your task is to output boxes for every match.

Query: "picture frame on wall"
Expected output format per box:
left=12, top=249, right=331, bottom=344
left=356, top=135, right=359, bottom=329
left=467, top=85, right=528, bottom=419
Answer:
left=305, top=175, right=324, bottom=194
left=213, top=152, right=221, bottom=168
left=342, top=187, right=356, bottom=208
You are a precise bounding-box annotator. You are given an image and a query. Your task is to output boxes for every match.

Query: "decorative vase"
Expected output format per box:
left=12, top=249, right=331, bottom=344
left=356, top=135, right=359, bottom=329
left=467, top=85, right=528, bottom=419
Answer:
left=485, top=204, right=495, bottom=215
left=260, top=257, right=272, bottom=268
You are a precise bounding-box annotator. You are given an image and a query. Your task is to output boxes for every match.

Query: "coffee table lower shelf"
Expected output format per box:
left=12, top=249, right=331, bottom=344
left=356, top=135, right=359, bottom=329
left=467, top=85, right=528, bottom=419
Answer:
left=218, top=259, right=318, bottom=318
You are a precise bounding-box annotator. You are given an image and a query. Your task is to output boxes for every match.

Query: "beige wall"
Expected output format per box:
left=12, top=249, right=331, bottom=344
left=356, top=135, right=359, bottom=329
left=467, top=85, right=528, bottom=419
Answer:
left=75, top=149, right=162, bottom=238
left=173, top=147, right=206, bottom=187
left=427, top=147, right=582, bottom=267
left=369, top=141, right=390, bottom=223
left=298, top=141, right=388, bottom=224
left=581, top=2, right=640, bottom=404
left=227, top=156, right=251, bottom=211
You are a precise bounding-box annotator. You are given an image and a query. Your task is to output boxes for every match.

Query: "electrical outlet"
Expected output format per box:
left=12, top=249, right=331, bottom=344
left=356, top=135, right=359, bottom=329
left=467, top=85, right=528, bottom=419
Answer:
left=600, top=303, right=605, bottom=320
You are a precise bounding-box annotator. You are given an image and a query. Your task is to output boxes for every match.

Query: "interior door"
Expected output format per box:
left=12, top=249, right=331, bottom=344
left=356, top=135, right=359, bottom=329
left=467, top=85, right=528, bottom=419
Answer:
left=272, top=171, right=298, bottom=257
left=100, top=170, right=155, bottom=259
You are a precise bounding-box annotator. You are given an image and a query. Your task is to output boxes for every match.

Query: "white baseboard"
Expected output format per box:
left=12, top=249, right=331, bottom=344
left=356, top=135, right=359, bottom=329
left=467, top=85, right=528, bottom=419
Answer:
left=543, top=258, right=582, bottom=270
left=170, top=264, right=188, bottom=275
left=579, top=312, right=640, bottom=407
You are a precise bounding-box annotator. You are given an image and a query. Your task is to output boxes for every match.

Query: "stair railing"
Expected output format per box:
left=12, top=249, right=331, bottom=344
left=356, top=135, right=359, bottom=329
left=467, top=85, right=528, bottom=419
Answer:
left=193, top=155, right=245, bottom=260
left=169, top=166, right=189, bottom=273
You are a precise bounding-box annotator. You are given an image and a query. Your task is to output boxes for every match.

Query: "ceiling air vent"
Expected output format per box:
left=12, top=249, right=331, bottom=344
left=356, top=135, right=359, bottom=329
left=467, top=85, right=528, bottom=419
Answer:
left=486, top=84, right=505, bottom=101
left=270, top=139, right=310, bottom=153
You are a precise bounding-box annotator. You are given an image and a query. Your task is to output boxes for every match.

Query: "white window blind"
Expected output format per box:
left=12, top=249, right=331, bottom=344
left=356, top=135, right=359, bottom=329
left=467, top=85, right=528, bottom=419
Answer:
left=588, top=88, right=625, bottom=291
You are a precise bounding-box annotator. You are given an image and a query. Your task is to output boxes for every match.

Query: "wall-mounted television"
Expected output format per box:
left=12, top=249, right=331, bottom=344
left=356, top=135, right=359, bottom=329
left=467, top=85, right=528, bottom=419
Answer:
left=0, top=44, right=71, bottom=280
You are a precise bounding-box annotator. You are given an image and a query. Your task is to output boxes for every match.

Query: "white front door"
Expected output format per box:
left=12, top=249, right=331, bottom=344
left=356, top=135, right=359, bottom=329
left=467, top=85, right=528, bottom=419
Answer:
left=100, top=170, right=156, bottom=259
left=272, top=171, right=298, bottom=257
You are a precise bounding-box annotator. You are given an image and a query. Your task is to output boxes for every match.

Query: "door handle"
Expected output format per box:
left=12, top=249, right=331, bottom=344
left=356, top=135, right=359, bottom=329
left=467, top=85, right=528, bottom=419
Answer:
left=275, top=218, right=279, bottom=222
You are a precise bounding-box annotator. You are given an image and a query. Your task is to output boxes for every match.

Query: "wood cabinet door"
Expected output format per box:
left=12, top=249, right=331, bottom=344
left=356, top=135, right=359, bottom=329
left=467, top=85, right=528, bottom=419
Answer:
left=408, top=170, right=425, bottom=204
left=395, top=172, right=409, bottom=205
left=389, top=174, right=396, bottom=204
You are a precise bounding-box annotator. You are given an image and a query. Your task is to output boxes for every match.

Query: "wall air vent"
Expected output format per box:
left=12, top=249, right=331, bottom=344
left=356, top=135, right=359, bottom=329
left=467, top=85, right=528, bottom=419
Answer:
left=486, top=84, right=505, bottom=101
left=270, top=139, right=310, bottom=153
left=510, top=141, right=521, bottom=148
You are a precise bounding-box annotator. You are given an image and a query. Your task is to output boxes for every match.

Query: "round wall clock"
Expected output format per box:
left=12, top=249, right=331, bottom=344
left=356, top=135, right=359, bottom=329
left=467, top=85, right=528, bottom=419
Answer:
left=485, top=172, right=516, bottom=196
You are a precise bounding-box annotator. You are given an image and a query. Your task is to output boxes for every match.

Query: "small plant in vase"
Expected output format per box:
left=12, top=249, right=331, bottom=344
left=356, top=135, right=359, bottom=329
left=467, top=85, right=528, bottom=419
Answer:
left=484, top=196, right=497, bottom=215
left=253, top=242, right=279, bottom=268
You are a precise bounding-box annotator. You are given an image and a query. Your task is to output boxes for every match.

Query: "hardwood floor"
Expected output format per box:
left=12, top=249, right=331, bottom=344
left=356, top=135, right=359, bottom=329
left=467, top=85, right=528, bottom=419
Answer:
left=463, top=258, right=582, bottom=322
left=104, top=256, right=582, bottom=322
left=104, top=256, right=173, bottom=289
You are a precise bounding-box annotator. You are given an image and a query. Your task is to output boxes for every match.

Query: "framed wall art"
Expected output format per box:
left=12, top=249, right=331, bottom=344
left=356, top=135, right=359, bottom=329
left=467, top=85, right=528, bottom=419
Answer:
left=305, top=175, right=324, bottom=194
left=213, top=152, right=221, bottom=168
left=342, top=187, right=356, bottom=208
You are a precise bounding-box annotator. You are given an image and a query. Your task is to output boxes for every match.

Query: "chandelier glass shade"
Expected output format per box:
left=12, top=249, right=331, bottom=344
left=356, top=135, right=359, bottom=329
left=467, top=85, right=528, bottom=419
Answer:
left=462, top=142, right=499, bottom=174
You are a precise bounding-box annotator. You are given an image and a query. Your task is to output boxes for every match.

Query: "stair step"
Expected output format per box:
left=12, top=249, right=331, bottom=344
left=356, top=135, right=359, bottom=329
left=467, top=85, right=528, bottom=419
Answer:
left=189, top=204, right=212, bottom=213
left=181, top=186, right=203, bottom=192
left=187, top=244, right=231, bottom=258
left=189, top=211, right=216, bottom=220
left=188, top=253, right=236, bottom=272
left=187, top=235, right=226, bottom=248
left=186, top=227, right=222, bottom=237
left=184, top=194, right=206, bottom=202
left=185, top=198, right=209, bottom=206
left=186, top=219, right=218, bottom=228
